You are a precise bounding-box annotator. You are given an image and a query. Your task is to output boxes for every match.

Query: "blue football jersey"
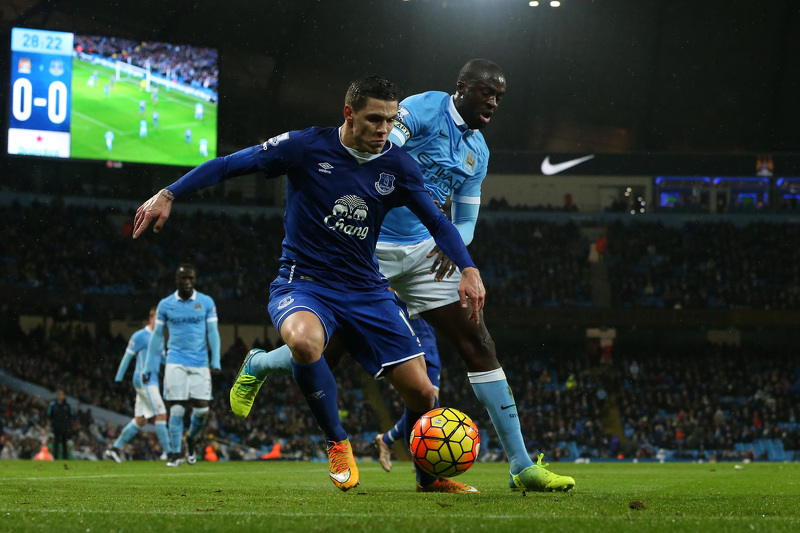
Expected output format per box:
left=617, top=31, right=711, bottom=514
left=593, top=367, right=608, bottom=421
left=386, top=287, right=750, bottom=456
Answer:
left=115, top=326, right=153, bottom=387
left=382, top=91, right=489, bottom=244
left=155, top=290, right=218, bottom=367
left=166, top=126, right=474, bottom=292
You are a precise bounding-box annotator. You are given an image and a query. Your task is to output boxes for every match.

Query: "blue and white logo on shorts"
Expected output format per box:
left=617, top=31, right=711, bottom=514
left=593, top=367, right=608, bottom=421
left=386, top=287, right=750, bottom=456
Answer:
left=375, top=172, right=396, bottom=195
left=277, top=296, right=294, bottom=309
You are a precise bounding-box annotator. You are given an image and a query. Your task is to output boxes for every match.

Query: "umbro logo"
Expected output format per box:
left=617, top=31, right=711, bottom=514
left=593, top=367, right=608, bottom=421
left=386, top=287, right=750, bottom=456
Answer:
left=309, top=390, right=325, bottom=400
left=318, top=162, right=333, bottom=174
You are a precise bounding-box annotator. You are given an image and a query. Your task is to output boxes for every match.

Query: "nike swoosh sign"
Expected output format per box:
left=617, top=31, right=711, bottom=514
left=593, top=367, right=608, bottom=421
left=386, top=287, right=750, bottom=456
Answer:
left=500, top=404, right=516, bottom=410
left=540, top=154, right=596, bottom=175
left=330, top=470, right=351, bottom=483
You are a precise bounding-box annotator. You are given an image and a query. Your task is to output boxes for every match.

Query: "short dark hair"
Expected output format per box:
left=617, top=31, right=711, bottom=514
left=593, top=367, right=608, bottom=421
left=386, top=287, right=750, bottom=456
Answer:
left=345, top=75, right=398, bottom=111
left=457, top=59, right=504, bottom=84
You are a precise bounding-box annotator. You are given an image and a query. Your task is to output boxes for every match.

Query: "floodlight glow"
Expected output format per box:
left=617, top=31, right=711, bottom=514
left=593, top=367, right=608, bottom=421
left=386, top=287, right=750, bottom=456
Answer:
left=550, top=1, right=561, bottom=6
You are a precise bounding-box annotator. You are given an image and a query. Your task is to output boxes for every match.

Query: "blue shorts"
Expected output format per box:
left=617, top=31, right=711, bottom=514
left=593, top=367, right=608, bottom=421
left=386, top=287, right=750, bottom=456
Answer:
left=269, top=278, right=426, bottom=378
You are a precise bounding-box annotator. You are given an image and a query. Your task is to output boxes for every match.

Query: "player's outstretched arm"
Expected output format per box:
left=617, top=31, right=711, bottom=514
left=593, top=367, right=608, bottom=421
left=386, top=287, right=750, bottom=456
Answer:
left=458, top=267, right=485, bottom=323
left=133, top=189, right=174, bottom=239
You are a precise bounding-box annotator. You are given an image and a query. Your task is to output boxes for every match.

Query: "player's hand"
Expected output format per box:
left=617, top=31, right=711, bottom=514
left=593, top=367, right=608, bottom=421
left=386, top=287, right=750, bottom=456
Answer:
left=426, top=246, right=458, bottom=281
left=211, top=368, right=221, bottom=376
left=141, top=372, right=151, bottom=385
left=133, top=189, right=174, bottom=239
left=457, top=267, right=485, bottom=323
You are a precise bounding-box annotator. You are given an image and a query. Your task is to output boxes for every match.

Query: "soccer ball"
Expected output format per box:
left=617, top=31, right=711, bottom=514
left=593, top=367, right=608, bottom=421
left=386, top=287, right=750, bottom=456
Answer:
left=409, top=407, right=480, bottom=477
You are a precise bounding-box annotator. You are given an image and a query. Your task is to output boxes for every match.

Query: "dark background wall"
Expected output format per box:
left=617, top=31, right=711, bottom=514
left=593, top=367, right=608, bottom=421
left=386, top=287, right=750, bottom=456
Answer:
left=3, top=0, right=800, bottom=159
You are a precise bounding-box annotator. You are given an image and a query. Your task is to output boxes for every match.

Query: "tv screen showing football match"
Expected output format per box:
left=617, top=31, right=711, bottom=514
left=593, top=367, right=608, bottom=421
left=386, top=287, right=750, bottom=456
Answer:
left=8, top=27, right=218, bottom=167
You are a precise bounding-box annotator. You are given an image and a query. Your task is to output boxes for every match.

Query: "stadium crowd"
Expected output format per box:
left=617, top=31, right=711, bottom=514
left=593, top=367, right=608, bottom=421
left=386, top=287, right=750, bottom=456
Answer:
left=7, top=202, right=800, bottom=314
left=2, top=201, right=800, bottom=462
left=2, top=319, right=798, bottom=462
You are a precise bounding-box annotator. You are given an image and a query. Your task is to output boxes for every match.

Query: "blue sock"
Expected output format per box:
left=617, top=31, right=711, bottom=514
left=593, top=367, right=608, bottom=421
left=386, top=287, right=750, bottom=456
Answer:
left=469, top=368, right=534, bottom=474
left=169, top=405, right=185, bottom=454
left=113, top=420, right=141, bottom=449
left=155, top=420, right=171, bottom=455
left=292, top=358, right=347, bottom=443
left=383, top=414, right=405, bottom=446
left=250, top=344, right=293, bottom=380
left=188, top=407, right=209, bottom=440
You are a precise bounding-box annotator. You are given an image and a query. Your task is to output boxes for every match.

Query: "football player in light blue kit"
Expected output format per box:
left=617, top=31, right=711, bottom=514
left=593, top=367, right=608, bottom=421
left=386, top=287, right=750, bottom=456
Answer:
left=234, top=60, right=575, bottom=492
left=105, top=307, right=172, bottom=463
left=144, top=264, right=221, bottom=467
left=132, top=75, right=486, bottom=493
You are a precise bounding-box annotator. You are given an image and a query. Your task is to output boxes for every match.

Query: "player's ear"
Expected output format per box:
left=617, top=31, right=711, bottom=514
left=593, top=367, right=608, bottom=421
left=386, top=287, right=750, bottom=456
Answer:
left=343, top=104, right=353, bottom=123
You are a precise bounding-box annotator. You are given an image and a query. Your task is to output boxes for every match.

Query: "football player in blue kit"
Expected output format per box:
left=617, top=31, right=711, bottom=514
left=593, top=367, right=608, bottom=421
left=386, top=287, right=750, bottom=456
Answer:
left=105, top=307, right=172, bottom=463
left=144, top=264, right=221, bottom=467
left=232, top=60, right=576, bottom=492
left=132, top=76, right=486, bottom=493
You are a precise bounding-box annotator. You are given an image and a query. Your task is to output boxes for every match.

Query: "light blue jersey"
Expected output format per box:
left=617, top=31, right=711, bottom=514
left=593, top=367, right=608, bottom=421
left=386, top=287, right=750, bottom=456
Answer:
left=382, top=91, right=488, bottom=245
left=146, top=290, right=219, bottom=373
left=115, top=326, right=155, bottom=388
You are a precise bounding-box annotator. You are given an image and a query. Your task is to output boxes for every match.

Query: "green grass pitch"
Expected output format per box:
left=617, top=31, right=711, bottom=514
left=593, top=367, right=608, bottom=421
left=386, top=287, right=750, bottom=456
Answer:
left=69, top=58, right=218, bottom=167
left=1, top=460, right=798, bottom=532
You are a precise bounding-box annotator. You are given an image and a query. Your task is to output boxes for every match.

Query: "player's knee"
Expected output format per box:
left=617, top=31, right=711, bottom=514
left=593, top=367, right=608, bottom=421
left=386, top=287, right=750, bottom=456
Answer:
left=287, top=336, right=324, bottom=364
left=134, top=417, right=146, bottom=427
left=192, top=406, right=209, bottom=419
left=170, top=404, right=186, bottom=419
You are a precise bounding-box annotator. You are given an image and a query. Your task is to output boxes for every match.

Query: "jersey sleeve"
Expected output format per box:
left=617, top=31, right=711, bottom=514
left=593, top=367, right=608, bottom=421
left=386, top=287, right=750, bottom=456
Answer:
left=389, top=92, right=443, bottom=148
left=166, top=131, right=301, bottom=197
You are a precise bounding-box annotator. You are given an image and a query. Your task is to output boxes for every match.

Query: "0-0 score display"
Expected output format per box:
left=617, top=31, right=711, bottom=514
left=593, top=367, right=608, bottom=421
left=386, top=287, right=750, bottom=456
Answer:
left=8, top=27, right=74, bottom=157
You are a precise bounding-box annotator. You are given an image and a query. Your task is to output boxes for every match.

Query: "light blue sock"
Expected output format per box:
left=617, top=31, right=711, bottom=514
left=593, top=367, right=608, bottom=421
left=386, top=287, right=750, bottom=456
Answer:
left=169, top=405, right=185, bottom=454
left=155, top=420, right=171, bottom=455
left=188, top=407, right=209, bottom=440
left=469, top=368, right=534, bottom=475
left=250, top=344, right=293, bottom=380
left=113, top=420, right=141, bottom=449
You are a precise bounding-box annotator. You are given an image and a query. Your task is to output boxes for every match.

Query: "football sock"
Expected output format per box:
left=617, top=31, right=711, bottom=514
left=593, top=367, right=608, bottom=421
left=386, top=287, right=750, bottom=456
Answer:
left=292, top=358, right=348, bottom=443
left=469, top=368, right=534, bottom=475
left=188, top=407, right=209, bottom=440
left=383, top=415, right=404, bottom=446
left=249, top=344, right=293, bottom=380
left=169, top=404, right=186, bottom=454
left=113, top=420, right=142, bottom=449
left=155, top=419, right=171, bottom=455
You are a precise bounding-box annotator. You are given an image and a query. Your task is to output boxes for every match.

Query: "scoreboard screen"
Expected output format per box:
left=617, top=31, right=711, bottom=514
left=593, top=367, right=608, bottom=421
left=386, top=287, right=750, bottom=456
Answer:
left=6, top=27, right=219, bottom=167
left=8, top=28, right=73, bottom=157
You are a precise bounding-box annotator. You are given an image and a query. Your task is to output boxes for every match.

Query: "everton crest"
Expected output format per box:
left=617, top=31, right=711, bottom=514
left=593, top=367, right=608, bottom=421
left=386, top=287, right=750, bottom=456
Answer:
left=375, top=172, right=396, bottom=195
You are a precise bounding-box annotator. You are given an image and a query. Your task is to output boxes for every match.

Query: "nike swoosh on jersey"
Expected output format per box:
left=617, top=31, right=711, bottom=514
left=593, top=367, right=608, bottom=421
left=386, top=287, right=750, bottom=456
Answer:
left=330, top=470, right=352, bottom=483
left=500, top=404, right=516, bottom=410
left=540, top=154, right=595, bottom=175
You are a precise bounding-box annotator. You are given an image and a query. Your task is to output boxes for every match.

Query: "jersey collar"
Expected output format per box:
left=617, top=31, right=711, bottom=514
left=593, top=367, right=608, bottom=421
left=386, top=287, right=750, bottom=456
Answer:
left=338, top=126, right=391, bottom=165
left=449, top=96, right=477, bottom=138
left=173, top=289, right=197, bottom=301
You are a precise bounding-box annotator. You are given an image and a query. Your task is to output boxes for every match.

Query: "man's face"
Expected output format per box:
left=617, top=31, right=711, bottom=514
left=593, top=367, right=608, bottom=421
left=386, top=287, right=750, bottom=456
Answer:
left=456, top=73, right=506, bottom=130
left=346, top=97, right=398, bottom=154
left=175, top=267, right=196, bottom=298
